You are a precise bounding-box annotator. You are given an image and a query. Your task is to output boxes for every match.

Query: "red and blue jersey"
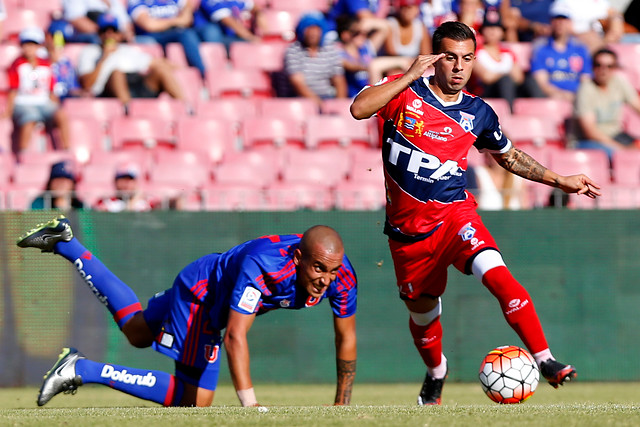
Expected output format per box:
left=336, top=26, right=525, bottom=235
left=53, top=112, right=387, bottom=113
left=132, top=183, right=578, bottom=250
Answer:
left=372, top=74, right=511, bottom=241
left=185, top=234, right=357, bottom=331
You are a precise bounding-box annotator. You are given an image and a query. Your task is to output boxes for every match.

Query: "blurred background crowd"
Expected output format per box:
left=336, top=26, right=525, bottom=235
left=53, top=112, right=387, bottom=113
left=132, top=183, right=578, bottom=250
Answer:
left=0, top=0, right=639, bottom=212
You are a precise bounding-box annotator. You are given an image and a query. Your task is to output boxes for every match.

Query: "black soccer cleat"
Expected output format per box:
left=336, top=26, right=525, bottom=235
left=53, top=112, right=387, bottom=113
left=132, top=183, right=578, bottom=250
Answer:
left=16, top=216, right=73, bottom=253
left=38, top=347, right=85, bottom=406
left=540, top=359, right=577, bottom=389
left=417, top=368, right=447, bottom=405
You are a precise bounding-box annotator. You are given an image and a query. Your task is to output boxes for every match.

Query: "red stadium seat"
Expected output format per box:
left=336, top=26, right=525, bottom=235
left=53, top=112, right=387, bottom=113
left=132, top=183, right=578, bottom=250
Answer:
left=173, top=67, right=204, bottom=105
left=512, top=98, right=573, bottom=122
left=127, top=98, right=190, bottom=121
left=66, top=117, right=107, bottom=164
left=3, top=9, right=49, bottom=42
left=213, top=157, right=279, bottom=187
left=62, top=43, right=90, bottom=68
left=130, top=43, right=164, bottom=59
left=285, top=148, right=352, bottom=180
left=148, top=160, right=210, bottom=188
left=87, top=150, right=152, bottom=177
left=206, top=69, right=273, bottom=98
left=196, top=98, right=260, bottom=120
left=609, top=43, right=640, bottom=80
left=320, top=98, right=354, bottom=117
left=199, top=42, right=230, bottom=71
left=268, top=0, right=331, bottom=12
left=306, top=116, right=374, bottom=148
left=62, top=98, right=123, bottom=123
left=484, top=98, right=511, bottom=122
left=595, top=184, right=640, bottom=209
left=201, top=183, right=269, bottom=211
left=334, top=181, right=386, bottom=210
left=79, top=163, right=117, bottom=187
left=11, top=163, right=52, bottom=189
left=229, top=41, right=288, bottom=72
left=622, top=105, right=640, bottom=140
left=501, top=115, right=564, bottom=148
left=503, top=42, right=533, bottom=72
left=0, top=119, right=13, bottom=153
left=241, top=116, right=305, bottom=148
left=0, top=43, right=21, bottom=69
left=267, top=182, right=335, bottom=210
left=257, top=98, right=319, bottom=120
left=110, top=117, right=176, bottom=150
left=22, top=0, right=62, bottom=15
left=4, top=187, right=42, bottom=210
left=548, top=149, right=611, bottom=185
left=258, top=10, right=301, bottom=42
left=611, top=150, right=640, bottom=185
left=176, top=117, right=237, bottom=164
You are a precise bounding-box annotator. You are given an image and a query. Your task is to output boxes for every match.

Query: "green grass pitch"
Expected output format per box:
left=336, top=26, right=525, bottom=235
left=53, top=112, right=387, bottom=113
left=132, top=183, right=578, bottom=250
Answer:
left=1, top=382, right=639, bottom=426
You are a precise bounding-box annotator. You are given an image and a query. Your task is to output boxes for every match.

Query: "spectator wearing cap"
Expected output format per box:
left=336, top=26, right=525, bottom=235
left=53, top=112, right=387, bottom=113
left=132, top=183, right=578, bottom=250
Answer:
left=31, top=160, right=85, bottom=210
left=4, top=28, right=70, bottom=155
left=284, top=12, right=347, bottom=107
left=77, top=14, right=187, bottom=113
left=94, top=162, right=157, bottom=212
left=128, top=0, right=206, bottom=81
left=45, top=23, right=88, bottom=101
left=383, top=0, right=431, bottom=58
left=529, top=2, right=591, bottom=102
left=470, top=9, right=525, bottom=111
left=60, top=0, right=134, bottom=44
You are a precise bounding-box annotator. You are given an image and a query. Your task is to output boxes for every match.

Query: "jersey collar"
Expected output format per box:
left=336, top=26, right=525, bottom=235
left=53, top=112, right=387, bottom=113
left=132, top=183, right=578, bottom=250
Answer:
left=424, top=76, right=464, bottom=107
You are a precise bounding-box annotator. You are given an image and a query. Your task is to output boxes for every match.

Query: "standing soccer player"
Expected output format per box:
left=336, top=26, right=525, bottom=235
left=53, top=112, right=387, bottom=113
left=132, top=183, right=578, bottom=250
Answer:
left=17, top=217, right=357, bottom=408
left=350, top=21, right=600, bottom=405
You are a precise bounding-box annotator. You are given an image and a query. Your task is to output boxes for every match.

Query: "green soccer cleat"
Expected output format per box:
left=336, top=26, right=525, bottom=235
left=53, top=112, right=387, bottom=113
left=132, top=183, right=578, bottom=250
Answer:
left=38, top=347, right=85, bottom=406
left=540, top=359, right=577, bottom=388
left=16, top=216, right=73, bottom=253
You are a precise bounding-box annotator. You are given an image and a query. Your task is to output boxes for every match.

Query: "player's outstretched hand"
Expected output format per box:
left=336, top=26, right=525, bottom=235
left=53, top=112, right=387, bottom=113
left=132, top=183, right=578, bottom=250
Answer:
left=557, top=174, right=602, bottom=199
left=404, top=53, right=445, bottom=82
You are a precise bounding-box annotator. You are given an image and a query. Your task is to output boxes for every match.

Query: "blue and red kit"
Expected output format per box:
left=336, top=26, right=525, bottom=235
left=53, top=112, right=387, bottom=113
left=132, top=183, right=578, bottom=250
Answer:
left=143, top=234, right=357, bottom=388
left=371, top=74, right=511, bottom=298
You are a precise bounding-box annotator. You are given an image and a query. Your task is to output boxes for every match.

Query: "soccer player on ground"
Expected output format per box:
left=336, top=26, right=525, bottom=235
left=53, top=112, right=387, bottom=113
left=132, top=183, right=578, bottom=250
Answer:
left=350, top=21, right=600, bottom=405
left=17, top=217, right=357, bottom=408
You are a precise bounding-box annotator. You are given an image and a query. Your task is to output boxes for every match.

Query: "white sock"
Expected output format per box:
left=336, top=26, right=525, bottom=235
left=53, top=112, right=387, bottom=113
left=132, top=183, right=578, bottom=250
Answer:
left=533, top=349, right=554, bottom=365
left=427, top=354, right=447, bottom=379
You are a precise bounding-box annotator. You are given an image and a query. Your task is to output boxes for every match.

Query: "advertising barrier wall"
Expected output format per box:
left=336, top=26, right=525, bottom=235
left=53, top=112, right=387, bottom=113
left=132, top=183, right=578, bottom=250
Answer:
left=1, top=210, right=638, bottom=386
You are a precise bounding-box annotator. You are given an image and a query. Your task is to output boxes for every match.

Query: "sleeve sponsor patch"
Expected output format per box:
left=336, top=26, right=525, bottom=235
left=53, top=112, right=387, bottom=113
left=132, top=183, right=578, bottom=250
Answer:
left=237, top=287, right=261, bottom=313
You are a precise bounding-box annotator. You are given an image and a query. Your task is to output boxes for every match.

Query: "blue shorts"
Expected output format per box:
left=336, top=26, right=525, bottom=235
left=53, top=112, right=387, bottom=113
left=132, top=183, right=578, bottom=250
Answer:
left=144, top=257, right=222, bottom=391
left=12, top=102, right=58, bottom=126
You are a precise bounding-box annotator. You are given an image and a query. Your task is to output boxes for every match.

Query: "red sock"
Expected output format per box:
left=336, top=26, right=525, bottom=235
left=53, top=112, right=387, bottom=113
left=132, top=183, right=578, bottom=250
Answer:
left=482, top=266, right=548, bottom=354
left=409, top=316, right=442, bottom=368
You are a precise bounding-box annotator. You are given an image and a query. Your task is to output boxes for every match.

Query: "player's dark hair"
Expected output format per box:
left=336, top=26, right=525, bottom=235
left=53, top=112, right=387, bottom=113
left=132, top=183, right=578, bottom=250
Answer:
left=432, top=21, right=477, bottom=53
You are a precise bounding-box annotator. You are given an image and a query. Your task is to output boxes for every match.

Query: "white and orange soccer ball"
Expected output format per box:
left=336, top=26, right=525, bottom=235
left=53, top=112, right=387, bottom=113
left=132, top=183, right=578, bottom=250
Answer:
left=478, top=345, right=539, bottom=404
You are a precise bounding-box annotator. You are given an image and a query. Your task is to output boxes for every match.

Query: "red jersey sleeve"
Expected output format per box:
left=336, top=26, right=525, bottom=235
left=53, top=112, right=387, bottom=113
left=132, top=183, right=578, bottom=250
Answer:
left=7, top=62, right=19, bottom=90
left=369, top=74, right=408, bottom=121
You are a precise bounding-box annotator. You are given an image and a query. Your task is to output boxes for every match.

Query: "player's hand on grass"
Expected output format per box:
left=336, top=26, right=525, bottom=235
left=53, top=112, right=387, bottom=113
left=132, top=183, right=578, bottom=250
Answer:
left=557, top=174, right=602, bottom=199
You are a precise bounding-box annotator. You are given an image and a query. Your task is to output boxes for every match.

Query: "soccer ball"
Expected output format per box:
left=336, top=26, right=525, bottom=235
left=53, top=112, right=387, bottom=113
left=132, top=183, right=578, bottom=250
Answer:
left=478, top=345, right=539, bottom=404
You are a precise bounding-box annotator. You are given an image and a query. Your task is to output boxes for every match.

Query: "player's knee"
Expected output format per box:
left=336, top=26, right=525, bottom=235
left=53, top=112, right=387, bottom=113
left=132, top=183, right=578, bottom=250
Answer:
left=121, top=313, right=154, bottom=348
left=409, top=297, right=442, bottom=326
left=471, top=249, right=506, bottom=280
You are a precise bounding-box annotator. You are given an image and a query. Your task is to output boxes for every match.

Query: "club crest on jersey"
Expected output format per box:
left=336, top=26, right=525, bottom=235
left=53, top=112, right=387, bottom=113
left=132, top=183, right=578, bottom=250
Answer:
left=279, top=299, right=291, bottom=308
left=400, top=111, right=424, bottom=138
left=459, top=112, right=475, bottom=132
left=204, top=344, right=220, bottom=363
left=458, top=222, right=476, bottom=241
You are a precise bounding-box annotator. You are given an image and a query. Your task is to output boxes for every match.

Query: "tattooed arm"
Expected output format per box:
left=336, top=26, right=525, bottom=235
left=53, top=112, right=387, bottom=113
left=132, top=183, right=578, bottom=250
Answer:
left=333, top=315, right=357, bottom=405
left=491, top=147, right=602, bottom=199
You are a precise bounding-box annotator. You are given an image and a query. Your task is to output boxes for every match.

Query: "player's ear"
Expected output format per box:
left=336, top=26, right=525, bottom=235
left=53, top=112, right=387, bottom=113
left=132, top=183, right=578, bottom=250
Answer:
left=293, top=248, right=302, bottom=266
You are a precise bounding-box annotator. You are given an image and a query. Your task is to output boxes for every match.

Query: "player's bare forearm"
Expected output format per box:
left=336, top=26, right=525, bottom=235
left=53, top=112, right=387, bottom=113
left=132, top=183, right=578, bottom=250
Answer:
left=493, top=148, right=547, bottom=183
left=334, top=358, right=356, bottom=405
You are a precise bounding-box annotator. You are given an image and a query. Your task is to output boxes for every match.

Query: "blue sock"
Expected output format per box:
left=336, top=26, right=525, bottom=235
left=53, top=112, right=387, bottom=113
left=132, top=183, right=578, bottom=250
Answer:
left=75, top=359, right=184, bottom=406
left=54, top=238, right=142, bottom=328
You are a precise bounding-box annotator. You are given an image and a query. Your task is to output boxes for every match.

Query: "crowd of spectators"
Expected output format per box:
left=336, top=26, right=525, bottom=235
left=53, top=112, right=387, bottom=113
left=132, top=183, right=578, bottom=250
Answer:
left=0, top=0, right=639, bottom=212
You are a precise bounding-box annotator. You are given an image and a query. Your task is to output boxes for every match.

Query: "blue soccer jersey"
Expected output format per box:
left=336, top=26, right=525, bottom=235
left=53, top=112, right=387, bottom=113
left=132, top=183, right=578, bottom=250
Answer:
left=129, top=0, right=186, bottom=33
left=183, top=234, right=357, bottom=332
left=371, top=74, right=511, bottom=240
left=530, top=37, right=592, bottom=93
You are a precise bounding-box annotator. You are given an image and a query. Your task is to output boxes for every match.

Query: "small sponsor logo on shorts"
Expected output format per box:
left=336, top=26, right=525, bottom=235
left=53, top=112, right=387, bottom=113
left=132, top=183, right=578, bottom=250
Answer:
left=279, top=299, right=291, bottom=308
left=458, top=223, right=476, bottom=241
left=159, top=332, right=174, bottom=348
left=204, top=344, right=219, bottom=363
left=100, top=365, right=156, bottom=387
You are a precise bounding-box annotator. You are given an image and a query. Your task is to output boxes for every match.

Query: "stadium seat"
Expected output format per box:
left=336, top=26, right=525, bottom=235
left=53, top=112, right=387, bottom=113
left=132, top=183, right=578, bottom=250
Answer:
left=65, top=117, right=106, bottom=164
left=212, top=156, right=280, bottom=187
left=0, top=43, right=21, bottom=69
left=320, top=98, right=354, bottom=117
left=79, top=163, right=117, bottom=187
left=62, top=98, right=123, bottom=124
left=4, top=187, right=42, bottom=211
left=503, top=42, right=532, bottom=71
left=229, top=41, right=288, bottom=72
left=173, top=67, right=204, bottom=105
left=595, top=184, right=640, bottom=209
left=334, top=181, right=386, bottom=210
left=611, top=150, right=640, bottom=185
left=285, top=148, right=352, bottom=181
left=176, top=117, right=237, bottom=164
left=148, top=160, right=210, bottom=188
left=3, top=9, right=49, bottom=42
left=512, top=98, right=573, bottom=122
left=130, top=43, right=164, bottom=59
left=201, top=183, right=269, bottom=211
left=306, top=115, right=374, bottom=148
left=21, top=0, right=62, bottom=15
left=268, top=0, right=331, bottom=12
left=484, top=98, right=511, bottom=122
left=501, top=115, right=564, bottom=148
left=199, top=42, right=231, bottom=71
left=127, top=98, right=190, bottom=121
left=11, top=163, right=52, bottom=190
left=267, top=182, right=335, bottom=210
left=257, top=98, right=319, bottom=120
left=258, top=10, right=301, bottom=42
left=241, top=116, right=305, bottom=148
left=622, top=105, right=640, bottom=140
left=0, top=119, right=13, bottom=153
left=609, top=43, right=640, bottom=79
left=206, top=69, right=273, bottom=98
left=62, top=43, right=90, bottom=68
left=0, top=153, right=14, bottom=187
left=87, top=150, right=152, bottom=177
left=196, top=98, right=260, bottom=121
left=548, top=149, right=611, bottom=185
left=110, top=117, right=176, bottom=150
